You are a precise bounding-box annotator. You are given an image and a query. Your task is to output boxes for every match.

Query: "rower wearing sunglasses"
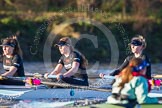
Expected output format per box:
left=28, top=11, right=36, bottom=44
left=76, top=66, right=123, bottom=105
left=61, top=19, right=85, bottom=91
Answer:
left=44, top=37, right=89, bottom=86
left=100, top=35, right=151, bottom=79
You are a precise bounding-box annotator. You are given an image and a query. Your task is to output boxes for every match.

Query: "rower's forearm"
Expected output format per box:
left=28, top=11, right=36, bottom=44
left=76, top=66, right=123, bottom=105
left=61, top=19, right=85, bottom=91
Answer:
left=63, top=69, right=77, bottom=77
left=51, top=71, right=59, bottom=75
left=1, top=71, right=14, bottom=76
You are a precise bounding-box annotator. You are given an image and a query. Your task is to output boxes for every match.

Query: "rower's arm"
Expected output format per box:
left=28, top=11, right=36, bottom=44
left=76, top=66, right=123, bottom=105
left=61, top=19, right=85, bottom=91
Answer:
left=63, top=61, right=79, bottom=77
left=1, top=66, right=17, bottom=76
left=110, top=56, right=130, bottom=76
left=50, top=64, right=63, bottom=75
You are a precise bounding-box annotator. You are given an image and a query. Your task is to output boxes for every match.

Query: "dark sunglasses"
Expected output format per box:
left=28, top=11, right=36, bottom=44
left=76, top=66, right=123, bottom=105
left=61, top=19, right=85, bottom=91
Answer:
left=131, top=40, right=143, bottom=46
left=55, top=41, right=68, bottom=47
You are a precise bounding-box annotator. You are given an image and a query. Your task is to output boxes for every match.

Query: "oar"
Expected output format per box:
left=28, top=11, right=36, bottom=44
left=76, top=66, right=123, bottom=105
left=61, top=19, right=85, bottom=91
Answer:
left=25, top=73, right=114, bottom=79
left=25, top=73, right=44, bottom=78
left=152, top=75, right=162, bottom=79
left=0, top=76, right=26, bottom=85
left=26, top=74, right=113, bottom=92
left=47, top=74, right=115, bottom=79
left=41, top=81, right=112, bottom=92
left=87, top=75, right=115, bottom=79
left=0, top=76, right=26, bottom=81
left=89, top=74, right=162, bottom=79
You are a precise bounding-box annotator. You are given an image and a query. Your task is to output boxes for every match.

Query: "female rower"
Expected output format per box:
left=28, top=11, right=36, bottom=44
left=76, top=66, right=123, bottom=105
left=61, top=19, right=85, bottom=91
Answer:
left=44, top=37, right=89, bottom=86
left=0, top=36, right=25, bottom=85
left=107, top=58, right=158, bottom=105
left=100, top=35, right=151, bottom=79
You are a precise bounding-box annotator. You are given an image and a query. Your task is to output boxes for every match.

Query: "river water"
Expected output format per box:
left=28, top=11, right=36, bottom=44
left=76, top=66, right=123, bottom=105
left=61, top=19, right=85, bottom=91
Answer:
left=0, top=62, right=162, bottom=108
left=23, top=62, right=162, bottom=75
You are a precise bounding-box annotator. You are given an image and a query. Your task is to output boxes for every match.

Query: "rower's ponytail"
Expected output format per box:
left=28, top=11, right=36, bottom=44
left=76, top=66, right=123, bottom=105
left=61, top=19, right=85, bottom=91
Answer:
left=74, top=50, right=88, bottom=68
left=118, top=58, right=143, bottom=89
left=12, top=36, right=23, bottom=58
left=119, top=66, right=133, bottom=89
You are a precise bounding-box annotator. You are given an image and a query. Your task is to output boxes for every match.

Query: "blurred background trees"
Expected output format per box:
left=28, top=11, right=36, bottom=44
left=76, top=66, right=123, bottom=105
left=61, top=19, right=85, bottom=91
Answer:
left=0, top=0, right=162, bottom=63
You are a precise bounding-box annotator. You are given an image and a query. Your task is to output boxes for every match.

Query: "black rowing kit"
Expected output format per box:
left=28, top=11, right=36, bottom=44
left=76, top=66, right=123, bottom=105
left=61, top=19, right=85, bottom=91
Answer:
left=58, top=51, right=89, bottom=86
left=0, top=54, right=25, bottom=85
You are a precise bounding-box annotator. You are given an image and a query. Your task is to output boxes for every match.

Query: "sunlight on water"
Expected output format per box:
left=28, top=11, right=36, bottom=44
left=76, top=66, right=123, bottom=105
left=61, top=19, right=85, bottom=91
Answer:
left=12, top=100, right=74, bottom=108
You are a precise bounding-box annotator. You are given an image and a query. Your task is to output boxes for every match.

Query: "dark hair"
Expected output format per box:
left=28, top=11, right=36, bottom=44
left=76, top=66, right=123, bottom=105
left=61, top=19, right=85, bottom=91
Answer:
left=2, top=36, right=23, bottom=58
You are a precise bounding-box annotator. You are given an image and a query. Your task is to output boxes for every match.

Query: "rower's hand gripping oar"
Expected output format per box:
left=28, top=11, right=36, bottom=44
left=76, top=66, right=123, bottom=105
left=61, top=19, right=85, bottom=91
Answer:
left=102, top=75, right=115, bottom=80
left=26, top=74, right=57, bottom=85
left=0, top=74, right=115, bottom=86
left=27, top=75, right=112, bottom=92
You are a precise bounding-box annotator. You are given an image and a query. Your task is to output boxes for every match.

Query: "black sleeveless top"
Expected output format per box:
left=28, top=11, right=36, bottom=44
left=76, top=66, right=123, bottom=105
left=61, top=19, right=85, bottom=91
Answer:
left=3, top=54, right=25, bottom=77
left=58, top=51, right=88, bottom=80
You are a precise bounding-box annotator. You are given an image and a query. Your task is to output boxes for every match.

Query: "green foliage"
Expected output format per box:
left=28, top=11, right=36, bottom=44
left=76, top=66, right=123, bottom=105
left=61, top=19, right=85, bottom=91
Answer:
left=1, top=17, right=16, bottom=24
left=0, top=0, right=162, bottom=63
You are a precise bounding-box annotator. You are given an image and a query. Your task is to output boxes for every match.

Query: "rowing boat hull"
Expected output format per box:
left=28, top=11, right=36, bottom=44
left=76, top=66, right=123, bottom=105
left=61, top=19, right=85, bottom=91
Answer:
left=19, top=89, right=111, bottom=99
left=0, top=84, right=162, bottom=100
left=1, top=89, right=162, bottom=100
left=0, top=88, right=111, bottom=100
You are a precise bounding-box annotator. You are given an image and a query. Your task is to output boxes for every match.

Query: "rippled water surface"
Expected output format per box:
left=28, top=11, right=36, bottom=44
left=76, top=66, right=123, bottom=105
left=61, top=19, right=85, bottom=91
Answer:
left=0, top=62, right=162, bottom=107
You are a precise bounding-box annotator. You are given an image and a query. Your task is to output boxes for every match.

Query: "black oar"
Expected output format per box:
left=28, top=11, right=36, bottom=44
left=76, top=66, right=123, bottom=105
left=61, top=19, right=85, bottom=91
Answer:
left=0, top=76, right=26, bottom=85
left=0, top=76, right=26, bottom=81
left=41, top=81, right=112, bottom=92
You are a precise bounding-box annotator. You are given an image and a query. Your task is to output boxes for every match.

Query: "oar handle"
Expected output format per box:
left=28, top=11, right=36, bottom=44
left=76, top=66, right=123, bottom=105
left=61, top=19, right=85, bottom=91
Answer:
left=152, top=74, right=162, bottom=79
left=41, top=81, right=112, bottom=92
left=25, top=73, right=43, bottom=78
left=47, top=75, right=57, bottom=79
left=103, top=75, right=115, bottom=79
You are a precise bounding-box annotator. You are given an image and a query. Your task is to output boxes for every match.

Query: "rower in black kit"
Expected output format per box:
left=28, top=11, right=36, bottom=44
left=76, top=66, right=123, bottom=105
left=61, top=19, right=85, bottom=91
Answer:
left=44, top=37, right=89, bottom=86
left=0, top=36, right=25, bottom=85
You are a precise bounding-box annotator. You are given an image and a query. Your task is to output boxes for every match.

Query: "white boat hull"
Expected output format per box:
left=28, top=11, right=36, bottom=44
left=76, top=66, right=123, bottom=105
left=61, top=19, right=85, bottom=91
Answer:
left=0, top=85, right=162, bottom=100
left=0, top=85, right=111, bottom=99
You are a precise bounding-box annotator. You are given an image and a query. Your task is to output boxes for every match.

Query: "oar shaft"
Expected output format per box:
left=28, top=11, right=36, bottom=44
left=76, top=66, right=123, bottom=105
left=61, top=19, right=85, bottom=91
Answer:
left=89, top=74, right=162, bottom=79
left=41, top=81, right=112, bottom=92
left=88, top=75, right=115, bottom=79
left=152, top=75, right=162, bottom=79
left=47, top=75, right=115, bottom=79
